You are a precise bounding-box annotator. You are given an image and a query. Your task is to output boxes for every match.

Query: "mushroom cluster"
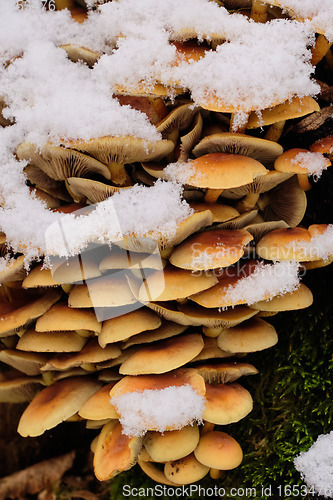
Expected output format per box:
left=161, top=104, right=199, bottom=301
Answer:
left=0, top=0, right=333, bottom=488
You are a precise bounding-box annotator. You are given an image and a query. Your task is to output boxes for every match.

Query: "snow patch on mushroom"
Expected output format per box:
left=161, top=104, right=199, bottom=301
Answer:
left=45, top=181, right=193, bottom=257
left=164, top=161, right=198, bottom=184
left=287, top=225, right=333, bottom=261
left=292, top=152, right=330, bottom=179
left=222, top=261, right=301, bottom=306
left=110, top=385, right=205, bottom=437
left=294, top=430, right=333, bottom=498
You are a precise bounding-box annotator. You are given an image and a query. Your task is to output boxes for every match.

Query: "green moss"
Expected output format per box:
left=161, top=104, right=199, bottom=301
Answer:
left=106, top=266, right=333, bottom=500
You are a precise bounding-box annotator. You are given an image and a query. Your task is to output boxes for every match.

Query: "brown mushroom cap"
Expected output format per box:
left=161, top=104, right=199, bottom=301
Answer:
left=193, top=132, right=283, bottom=168
left=247, top=96, right=320, bottom=129
left=170, top=229, right=253, bottom=270
left=22, top=264, right=60, bottom=288
left=35, top=303, right=101, bottom=334
left=138, top=460, right=176, bottom=485
left=68, top=275, right=135, bottom=308
left=249, top=283, right=313, bottom=312
left=310, top=135, right=333, bottom=158
left=177, top=302, right=258, bottom=328
left=189, top=202, right=239, bottom=223
left=179, top=153, right=268, bottom=189
left=16, top=142, right=111, bottom=181
left=0, top=288, right=62, bottom=337
left=79, top=383, right=119, bottom=420
left=0, top=376, right=43, bottom=403
left=0, top=350, right=49, bottom=376
left=16, top=329, right=87, bottom=353
left=93, top=420, right=142, bottom=481
left=110, top=368, right=206, bottom=400
left=196, top=362, right=258, bottom=384
left=122, top=320, right=187, bottom=349
left=138, top=265, right=218, bottom=302
left=18, top=376, right=101, bottom=437
left=194, top=431, right=243, bottom=470
left=203, top=382, right=253, bottom=425
left=164, top=453, right=209, bottom=484
left=0, top=255, right=28, bottom=284
left=119, top=333, right=204, bottom=375
left=98, top=308, right=161, bottom=347
left=256, top=227, right=317, bottom=261
left=144, top=424, right=200, bottom=463
left=217, top=317, right=278, bottom=353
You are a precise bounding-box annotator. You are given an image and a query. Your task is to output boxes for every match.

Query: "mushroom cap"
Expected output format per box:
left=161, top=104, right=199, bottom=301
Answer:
left=115, top=95, right=168, bottom=126
left=177, top=302, right=258, bottom=328
left=164, top=453, right=209, bottom=484
left=66, top=177, right=129, bottom=204
left=49, top=255, right=102, bottom=284
left=196, top=361, right=258, bottom=384
left=119, top=333, right=204, bottom=375
left=98, top=308, right=161, bottom=347
left=0, top=255, right=28, bottom=284
left=44, top=339, right=121, bottom=371
left=68, top=276, right=135, bottom=308
left=144, top=424, right=200, bottom=462
left=203, top=382, right=253, bottom=425
left=16, top=142, right=111, bottom=181
left=60, top=44, right=101, bottom=67
left=93, top=420, right=142, bottom=481
left=194, top=431, right=243, bottom=470
left=0, top=350, right=49, bottom=376
left=22, top=264, right=60, bottom=288
left=249, top=283, right=313, bottom=312
left=169, top=229, right=253, bottom=270
left=138, top=265, right=218, bottom=302
left=63, top=136, right=174, bottom=166
left=35, top=303, right=101, bottom=334
left=310, top=135, right=333, bottom=156
left=0, top=376, right=43, bottom=403
left=122, top=320, right=187, bottom=349
left=99, top=247, right=164, bottom=272
left=217, top=318, right=278, bottom=353
left=110, top=368, right=206, bottom=400
left=182, top=153, right=268, bottom=189
left=138, top=460, right=176, bottom=485
left=275, top=148, right=313, bottom=175
left=0, top=288, right=61, bottom=337
left=193, top=133, right=283, bottom=168
left=18, top=376, right=101, bottom=437
left=190, top=336, right=231, bottom=363
left=79, top=383, right=119, bottom=420
left=156, top=103, right=200, bottom=135
left=247, top=96, right=320, bottom=129
left=256, top=227, right=318, bottom=261
left=16, top=329, right=87, bottom=353
left=189, top=202, right=239, bottom=223
left=189, top=260, right=258, bottom=308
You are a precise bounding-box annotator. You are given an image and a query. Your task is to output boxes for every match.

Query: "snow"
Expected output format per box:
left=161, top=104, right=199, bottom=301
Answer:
left=288, top=225, right=333, bottom=262
left=294, top=431, right=333, bottom=498
left=110, top=384, right=205, bottom=437
left=222, top=261, right=301, bottom=306
left=265, top=0, right=333, bottom=42
left=45, top=181, right=192, bottom=257
left=292, top=152, right=331, bottom=180
left=164, top=161, right=198, bottom=184
left=0, top=0, right=322, bottom=260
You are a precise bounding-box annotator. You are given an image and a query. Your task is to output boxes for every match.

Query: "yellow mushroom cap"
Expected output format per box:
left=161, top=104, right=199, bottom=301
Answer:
left=310, top=135, right=333, bottom=156
left=79, top=383, right=119, bottom=420
left=250, top=283, right=313, bottom=312
left=16, top=329, right=87, bottom=353
left=217, top=317, right=278, bottom=353
left=119, top=333, right=204, bottom=375
left=194, top=431, right=243, bottom=470
left=98, top=308, right=161, bottom=348
left=256, top=227, right=318, bottom=262
left=164, top=453, right=209, bottom=484
left=144, top=424, right=200, bottom=462
left=203, top=382, right=253, bottom=425
left=138, top=265, right=218, bottom=302
left=18, top=376, right=101, bottom=437
left=170, top=229, right=253, bottom=270
left=35, top=303, right=101, bottom=334
left=184, top=153, right=268, bottom=189
left=93, top=420, right=142, bottom=481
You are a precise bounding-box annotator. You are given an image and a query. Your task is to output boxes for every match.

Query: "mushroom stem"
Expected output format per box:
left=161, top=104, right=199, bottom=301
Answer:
left=202, top=326, right=223, bottom=338
left=257, top=193, right=269, bottom=211
left=236, top=193, right=260, bottom=213
left=297, top=173, right=312, bottom=192
left=201, top=421, right=215, bottom=435
left=250, top=0, right=268, bottom=23
left=204, top=189, right=223, bottom=203
left=210, top=468, right=223, bottom=480
left=311, top=35, right=333, bottom=66
left=264, top=120, right=286, bottom=142
left=107, top=162, right=132, bottom=186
